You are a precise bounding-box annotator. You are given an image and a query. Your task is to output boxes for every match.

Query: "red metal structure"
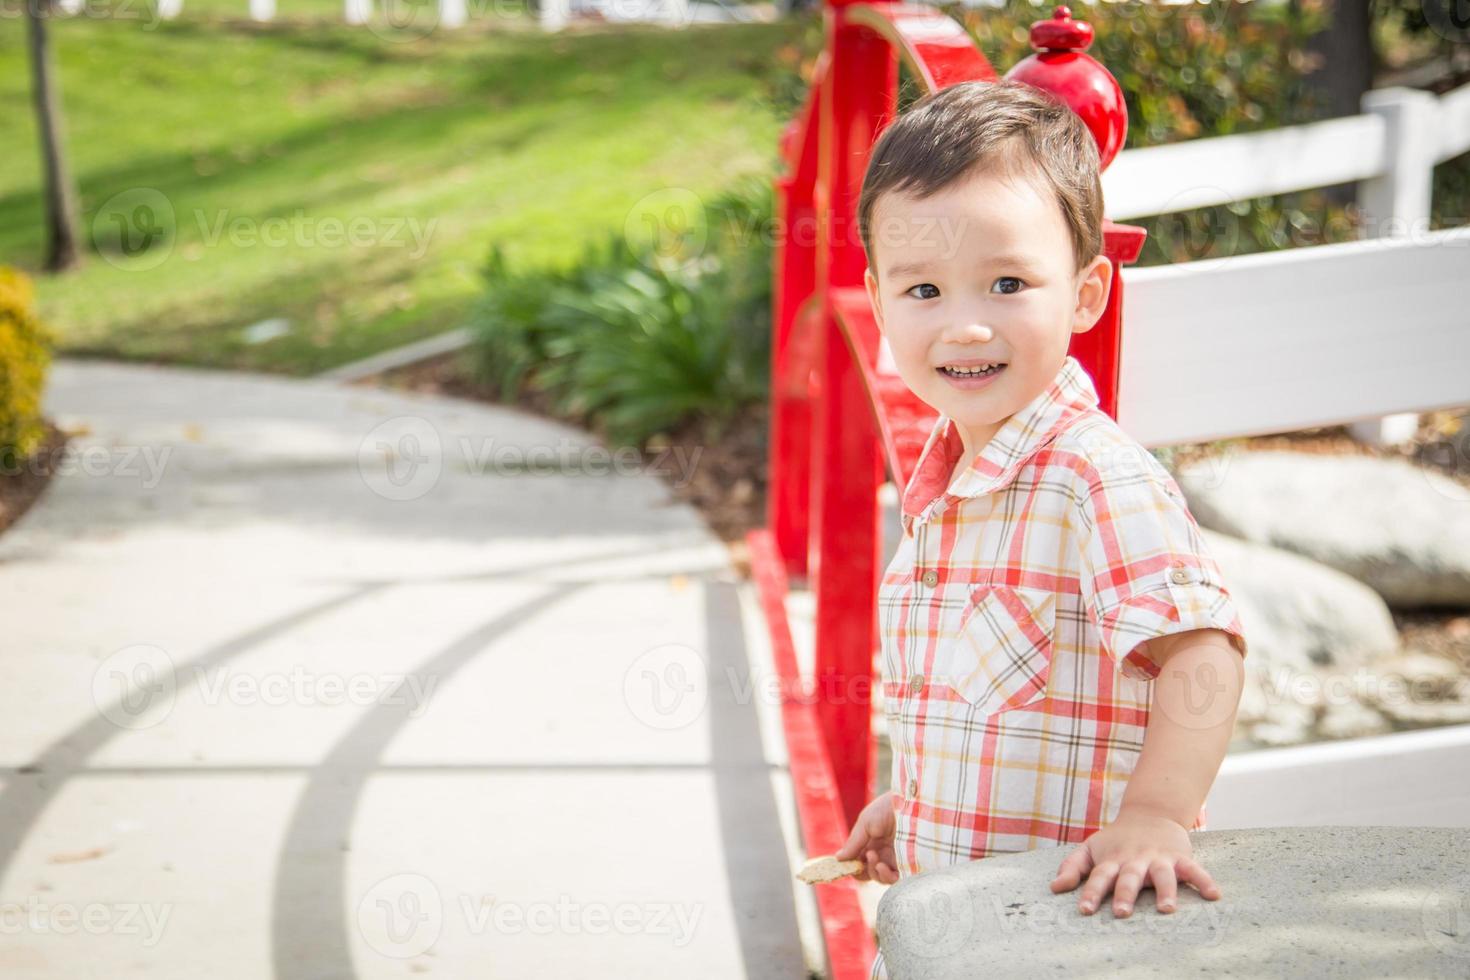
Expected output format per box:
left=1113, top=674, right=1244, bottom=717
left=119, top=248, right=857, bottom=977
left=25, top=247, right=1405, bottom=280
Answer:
left=745, top=5, right=1143, bottom=977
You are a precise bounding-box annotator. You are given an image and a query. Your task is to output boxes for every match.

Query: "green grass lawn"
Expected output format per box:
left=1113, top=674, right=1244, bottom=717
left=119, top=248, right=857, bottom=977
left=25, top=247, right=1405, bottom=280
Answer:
left=0, top=10, right=803, bottom=373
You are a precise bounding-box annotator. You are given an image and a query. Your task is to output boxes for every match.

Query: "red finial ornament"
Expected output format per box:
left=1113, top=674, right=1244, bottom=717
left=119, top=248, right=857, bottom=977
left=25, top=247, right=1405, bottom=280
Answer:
left=1004, top=5, right=1128, bottom=171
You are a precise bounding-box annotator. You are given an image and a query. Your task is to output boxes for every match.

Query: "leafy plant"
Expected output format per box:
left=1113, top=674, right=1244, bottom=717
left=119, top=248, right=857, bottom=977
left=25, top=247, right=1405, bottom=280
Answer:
left=464, top=175, right=775, bottom=447
left=0, top=267, right=54, bottom=470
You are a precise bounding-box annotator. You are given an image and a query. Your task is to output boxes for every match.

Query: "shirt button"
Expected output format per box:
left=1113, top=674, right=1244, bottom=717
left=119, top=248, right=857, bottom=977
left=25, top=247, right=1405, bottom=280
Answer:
left=908, top=674, right=924, bottom=694
left=907, top=778, right=918, bottom=797
left=1170, top=567, right=1191, bottom=585
left=920, top=569, right=939, bottom=588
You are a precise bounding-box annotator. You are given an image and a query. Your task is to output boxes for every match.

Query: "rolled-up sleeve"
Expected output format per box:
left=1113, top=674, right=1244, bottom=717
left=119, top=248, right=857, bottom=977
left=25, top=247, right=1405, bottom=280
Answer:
left=1071, top=465, right=1248, bottom=681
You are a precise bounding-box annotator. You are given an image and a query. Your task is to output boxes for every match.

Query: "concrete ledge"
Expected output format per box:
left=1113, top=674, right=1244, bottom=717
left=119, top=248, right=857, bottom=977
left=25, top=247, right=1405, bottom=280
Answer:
left=876, top=826, right=1470, bottom=979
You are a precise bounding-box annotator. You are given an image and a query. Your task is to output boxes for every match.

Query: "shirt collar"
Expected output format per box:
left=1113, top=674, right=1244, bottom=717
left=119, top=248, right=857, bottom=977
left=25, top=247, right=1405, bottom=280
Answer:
left=900, top=355, right=1100, bottom=533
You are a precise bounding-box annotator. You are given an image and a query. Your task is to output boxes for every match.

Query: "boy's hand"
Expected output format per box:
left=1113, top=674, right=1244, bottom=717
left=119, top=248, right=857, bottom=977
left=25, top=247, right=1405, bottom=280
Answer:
left=1048, top=808, right=1221, bottom=917
left=835, top=791, right=900, bottom=884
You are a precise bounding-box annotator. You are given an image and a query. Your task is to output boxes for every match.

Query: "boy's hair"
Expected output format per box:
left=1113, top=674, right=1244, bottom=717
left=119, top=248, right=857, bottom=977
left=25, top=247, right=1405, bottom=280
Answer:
left=857, top=78, right=1104, bottom=275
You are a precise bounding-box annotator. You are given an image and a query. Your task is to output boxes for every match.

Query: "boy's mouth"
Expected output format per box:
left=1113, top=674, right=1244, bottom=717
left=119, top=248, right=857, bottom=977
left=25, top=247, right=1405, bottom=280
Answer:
left=937, top=360, right=1007, bottom=389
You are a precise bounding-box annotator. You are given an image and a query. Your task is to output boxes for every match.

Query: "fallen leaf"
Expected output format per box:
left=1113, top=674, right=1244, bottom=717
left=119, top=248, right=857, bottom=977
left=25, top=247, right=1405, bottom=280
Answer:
left=47, top=845, right=113, bottom=865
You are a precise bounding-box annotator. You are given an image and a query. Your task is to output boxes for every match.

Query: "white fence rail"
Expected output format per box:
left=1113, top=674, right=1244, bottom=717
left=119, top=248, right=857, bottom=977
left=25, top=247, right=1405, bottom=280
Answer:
left=1104, top=112, right=1389, bottom=220
left=1103, top=82, right=1470, bottom=446
left=1117, top=225, right=1470, bottom=447
left=1208, top=724, right=1470, bottom=829
left=1104, top=85, right=1470, bottom=222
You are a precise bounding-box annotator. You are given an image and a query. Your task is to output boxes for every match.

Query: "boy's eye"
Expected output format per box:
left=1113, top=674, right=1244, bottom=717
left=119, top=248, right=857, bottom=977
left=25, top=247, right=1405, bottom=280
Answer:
left=905, top=283, right=939, bottom=300
left=992, top=277, right=1025, bottom=294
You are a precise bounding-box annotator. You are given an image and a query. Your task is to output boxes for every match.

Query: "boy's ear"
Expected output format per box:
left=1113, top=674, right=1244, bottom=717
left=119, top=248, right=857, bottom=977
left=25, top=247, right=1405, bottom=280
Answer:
left=864, top=266, right=886, bottom=335
left=1071, top=254, right=1114, bottom=335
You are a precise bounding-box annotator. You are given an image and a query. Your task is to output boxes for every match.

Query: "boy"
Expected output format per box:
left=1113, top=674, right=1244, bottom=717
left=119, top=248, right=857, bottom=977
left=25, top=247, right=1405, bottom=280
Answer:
left=834, top=79, right=1250, bottom=979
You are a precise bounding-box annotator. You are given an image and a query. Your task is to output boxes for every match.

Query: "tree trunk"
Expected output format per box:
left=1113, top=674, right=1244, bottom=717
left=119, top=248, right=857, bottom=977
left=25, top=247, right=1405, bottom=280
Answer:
left=25, top=0, right=83, bottom=273
left=1304, top=0, right=1375, bottom=118
left=1299, top=0, right=1375, bottom=206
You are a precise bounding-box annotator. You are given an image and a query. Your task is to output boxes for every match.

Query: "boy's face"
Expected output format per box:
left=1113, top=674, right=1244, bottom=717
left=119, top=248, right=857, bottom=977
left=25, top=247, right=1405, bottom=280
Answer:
left=863, top=166, right=1113, bottom=456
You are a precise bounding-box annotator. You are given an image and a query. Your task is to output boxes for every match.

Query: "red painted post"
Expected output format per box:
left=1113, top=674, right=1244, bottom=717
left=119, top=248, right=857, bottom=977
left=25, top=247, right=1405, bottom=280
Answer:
left=809, top=10, right=897, bottom=825
left=767, top=77, right=825, bottom=577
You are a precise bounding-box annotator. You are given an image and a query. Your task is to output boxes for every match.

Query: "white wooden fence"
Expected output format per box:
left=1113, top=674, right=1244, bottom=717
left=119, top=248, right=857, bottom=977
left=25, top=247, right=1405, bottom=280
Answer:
left=1103, top=83, right=1470, bottom=446
left=1208, top=723, right=1470, bottom=829
left=1096, top=83, right=1470, bottom=828
left=50, top=0, right=681, bottom=30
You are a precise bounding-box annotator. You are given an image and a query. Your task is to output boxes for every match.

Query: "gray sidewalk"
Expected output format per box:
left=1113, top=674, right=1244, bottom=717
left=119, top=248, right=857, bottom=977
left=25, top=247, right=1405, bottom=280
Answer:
left=0, top=360, right=807, bottom=978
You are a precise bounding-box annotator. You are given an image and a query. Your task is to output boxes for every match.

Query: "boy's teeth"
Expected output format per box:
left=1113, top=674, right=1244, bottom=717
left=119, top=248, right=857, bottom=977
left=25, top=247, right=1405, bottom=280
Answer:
left=943, top=364, right=1003, bottom=376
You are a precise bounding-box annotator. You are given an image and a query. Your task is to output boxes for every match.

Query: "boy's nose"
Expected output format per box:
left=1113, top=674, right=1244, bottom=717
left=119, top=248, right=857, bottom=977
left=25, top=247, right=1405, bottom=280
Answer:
left=943, top=321, right=995, bottom=343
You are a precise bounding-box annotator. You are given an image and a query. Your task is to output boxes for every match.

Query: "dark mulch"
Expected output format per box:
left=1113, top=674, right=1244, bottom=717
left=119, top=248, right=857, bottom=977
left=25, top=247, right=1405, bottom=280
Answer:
left=0, top=421, right=70, bottom=537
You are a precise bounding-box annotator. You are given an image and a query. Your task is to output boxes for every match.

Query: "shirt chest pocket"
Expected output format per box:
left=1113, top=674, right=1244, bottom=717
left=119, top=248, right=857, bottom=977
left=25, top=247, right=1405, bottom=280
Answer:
left=937, top=584, right=1057, bottom=714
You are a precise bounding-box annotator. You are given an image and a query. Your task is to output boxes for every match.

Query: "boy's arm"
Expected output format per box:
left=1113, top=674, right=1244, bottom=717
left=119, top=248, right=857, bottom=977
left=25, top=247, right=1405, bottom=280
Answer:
left=1060, top=451, right=1251, bottom=918
left=1121, top=627, right=1244, bottom=825
left=1049, top=627, right=1244, bottom=917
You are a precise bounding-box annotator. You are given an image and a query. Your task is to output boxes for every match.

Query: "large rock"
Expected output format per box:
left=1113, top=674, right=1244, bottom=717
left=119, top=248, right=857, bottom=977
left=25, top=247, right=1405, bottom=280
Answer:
left=1202, top=530, right=1400, bottom=746
left=1360, top=650, right=1470, bottom=727
left=1177, top=451, right=1470, bottom=608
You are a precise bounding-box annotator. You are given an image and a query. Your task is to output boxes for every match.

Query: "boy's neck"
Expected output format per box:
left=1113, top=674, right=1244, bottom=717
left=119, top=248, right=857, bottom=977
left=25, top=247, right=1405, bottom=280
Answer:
left=949, top=417, right=1007, bottom=488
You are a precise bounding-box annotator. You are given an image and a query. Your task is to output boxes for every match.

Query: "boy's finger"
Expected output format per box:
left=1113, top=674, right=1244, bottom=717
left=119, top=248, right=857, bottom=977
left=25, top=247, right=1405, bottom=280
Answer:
left=876, top=861, right=897, bottom=885
left=1049, top=845, right=1093, bottom=892
left=1078, top=861, right=1119, bottom=914
left=1150, top=860, right=1178, bottom=913
left=1176, top=857, right=1222, bottom=900
left=1111, top=863, right=1149, bottom=917
left=835, top=824, right=867, bottom=860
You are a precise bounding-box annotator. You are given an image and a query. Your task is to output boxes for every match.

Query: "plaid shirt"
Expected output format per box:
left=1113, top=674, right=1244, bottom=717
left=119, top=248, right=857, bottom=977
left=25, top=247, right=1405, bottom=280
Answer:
left=870, top=355, right=1248, bottom=979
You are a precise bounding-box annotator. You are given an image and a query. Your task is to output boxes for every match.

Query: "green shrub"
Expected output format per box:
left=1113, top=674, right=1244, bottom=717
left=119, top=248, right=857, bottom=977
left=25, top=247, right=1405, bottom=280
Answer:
left=466, top=175, right=774, bottom=447
left=464, top=238, right=644, bottom=402
left=0, top=267, right=54, bottom=471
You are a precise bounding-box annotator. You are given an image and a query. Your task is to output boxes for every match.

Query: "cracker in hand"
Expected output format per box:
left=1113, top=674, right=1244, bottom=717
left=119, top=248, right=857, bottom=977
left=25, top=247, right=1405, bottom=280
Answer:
left=796, top=855, right=864, bottom=884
